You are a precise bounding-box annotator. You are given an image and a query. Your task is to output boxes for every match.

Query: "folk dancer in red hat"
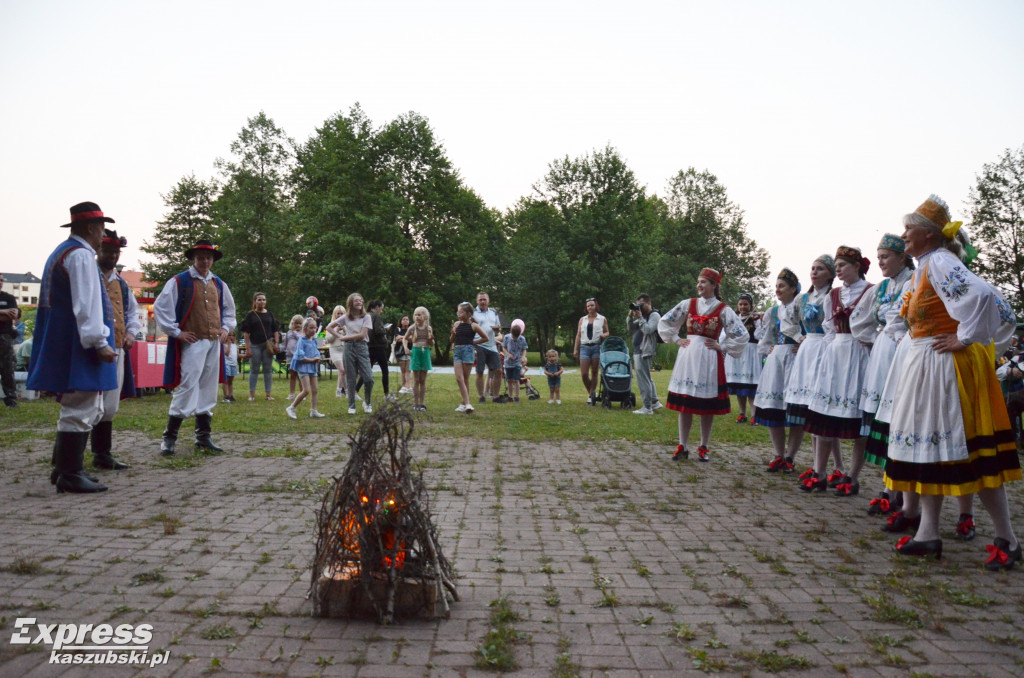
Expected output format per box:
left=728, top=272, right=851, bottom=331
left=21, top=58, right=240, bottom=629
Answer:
left=27, top=202, right=118, bottom=493
left=658, top=267, right=749, bottom=462
left=153, top=240, right=236, bottom=455
left=801, top=246, right=875, bottom=495
left=91, top=229, right=140, bottom=472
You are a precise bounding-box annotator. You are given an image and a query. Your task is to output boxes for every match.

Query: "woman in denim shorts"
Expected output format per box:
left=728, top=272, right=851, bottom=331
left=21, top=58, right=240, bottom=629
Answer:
left=573, top=298, right=608, bottom=404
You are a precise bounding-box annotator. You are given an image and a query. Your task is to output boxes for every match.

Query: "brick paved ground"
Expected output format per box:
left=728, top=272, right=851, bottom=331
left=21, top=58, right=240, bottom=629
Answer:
left=1, top=425, right=1023, bottom=677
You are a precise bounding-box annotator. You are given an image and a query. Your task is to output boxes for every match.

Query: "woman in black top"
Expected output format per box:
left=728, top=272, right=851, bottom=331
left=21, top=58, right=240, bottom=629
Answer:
left=242, top=292, right=280, bottom=401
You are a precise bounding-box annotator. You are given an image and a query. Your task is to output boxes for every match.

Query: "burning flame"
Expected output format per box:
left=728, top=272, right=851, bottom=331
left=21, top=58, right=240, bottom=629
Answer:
left=335, top=491, right=407, bottom=572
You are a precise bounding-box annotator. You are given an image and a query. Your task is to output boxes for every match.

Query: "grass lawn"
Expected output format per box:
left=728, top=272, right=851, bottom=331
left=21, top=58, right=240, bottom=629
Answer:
left=3, top=367, right=771, bottom=449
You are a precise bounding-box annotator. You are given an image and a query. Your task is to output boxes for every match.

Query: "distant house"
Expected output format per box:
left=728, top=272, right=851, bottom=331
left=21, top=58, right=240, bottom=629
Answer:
left=119, top=269, right=159, bottom=299
left=1, top=272, right=41, bottom=305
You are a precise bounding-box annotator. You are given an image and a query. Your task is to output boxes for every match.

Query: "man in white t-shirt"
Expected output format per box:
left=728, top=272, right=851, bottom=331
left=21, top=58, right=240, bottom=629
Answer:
left=472, top=291, right=502, bottom=403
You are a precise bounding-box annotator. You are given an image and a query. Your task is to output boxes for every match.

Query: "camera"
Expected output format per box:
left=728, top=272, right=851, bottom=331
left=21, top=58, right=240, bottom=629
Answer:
left=629, top=302, right=641, bottom=311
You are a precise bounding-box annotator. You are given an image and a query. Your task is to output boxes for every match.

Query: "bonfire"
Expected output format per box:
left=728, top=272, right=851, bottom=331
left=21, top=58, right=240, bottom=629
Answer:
left=309, top=401, right=458, bottom=623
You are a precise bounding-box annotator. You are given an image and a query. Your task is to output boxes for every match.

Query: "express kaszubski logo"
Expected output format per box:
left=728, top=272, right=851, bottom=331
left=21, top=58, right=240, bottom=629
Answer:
left=9, top=617, right=169, bottom=667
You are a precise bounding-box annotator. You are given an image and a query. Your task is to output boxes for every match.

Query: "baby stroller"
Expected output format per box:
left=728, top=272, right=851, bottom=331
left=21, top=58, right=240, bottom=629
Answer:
left=598, top=336, right=636, bottom=409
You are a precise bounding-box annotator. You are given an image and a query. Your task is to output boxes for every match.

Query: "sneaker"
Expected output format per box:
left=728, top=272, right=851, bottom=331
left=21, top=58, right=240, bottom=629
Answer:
left=399, top=387, right=412, bottom=395
left=386, top=394, right=398, bottom=402
left=556, top=399, right=561, bottom=405
left=672, top=445, right=688, bottom=461
left=310, top=409, right=325, bottom=418
left=766, top=456, right=784, bottom=472
left=248, top=396, right=256, bottom=401
left=335, top=388, right=343, bottom=398
left=355, top=393, right=362, bottom=402
left=632, top=407, right=654, bottom=415
left=348, top=406, right=356, bottom=415
left=652, top=401, right=664, bottom=410
left=363, top=403, right=373, bottom=414
left=697, top=446, right=709, bottom=462
left=735, top=414, right=748, bottom=423
left=285, top=405, right=297, bottom=419
left=455, top=404, right=467, bottom=413
left=781, top=458, right=795, bottom=474
left=513, top=397, right=520, bottom=403
left=478, top=397, right=486, bottom=404
left=222, top=398, right=232, bottom=403
left=548, top=399, right=554, bottom=404
left=465, top=404, right=475, bottom=413
left=285, top=393, right=295, bottom=400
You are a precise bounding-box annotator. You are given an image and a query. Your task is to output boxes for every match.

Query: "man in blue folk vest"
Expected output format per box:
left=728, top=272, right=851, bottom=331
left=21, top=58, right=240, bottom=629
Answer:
left=27, top=202, right=118, bottom=494
left=92, top=229, right=140, bottom=471
left=153, top=240, right=236, bottom=455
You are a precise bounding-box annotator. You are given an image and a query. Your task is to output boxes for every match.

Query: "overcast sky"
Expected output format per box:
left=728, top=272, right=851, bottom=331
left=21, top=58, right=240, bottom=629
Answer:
left=2, top=0, right=1022, bottom=293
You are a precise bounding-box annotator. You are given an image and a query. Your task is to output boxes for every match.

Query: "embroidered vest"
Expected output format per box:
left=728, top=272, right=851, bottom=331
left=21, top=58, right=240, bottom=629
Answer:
left=902, top=264, right=958, bottom=338
left=830, top=285, right=871, bottom=335
left=181, top=277, right=223, bottom=339
left=686, top=298, right=726, bottom=339
left=799, top=291, right=827, bottom=335
left=105, top=274, right=127, bottom=349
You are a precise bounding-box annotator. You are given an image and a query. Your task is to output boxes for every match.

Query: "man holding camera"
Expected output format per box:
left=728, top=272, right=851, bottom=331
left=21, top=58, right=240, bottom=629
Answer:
left=627, top=294, right=662, bottom=414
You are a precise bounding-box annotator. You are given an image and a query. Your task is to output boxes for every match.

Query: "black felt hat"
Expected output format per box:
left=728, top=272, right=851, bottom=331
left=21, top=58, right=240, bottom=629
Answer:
left=61, top=201, right=115, bottom=228
left=185, top=239, right=223, bottom=261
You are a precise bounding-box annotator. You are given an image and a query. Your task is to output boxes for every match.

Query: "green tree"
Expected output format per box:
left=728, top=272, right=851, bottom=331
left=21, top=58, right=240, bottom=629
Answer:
left=648, top=168, right=769, bottom=309
left=967, top=144, right=1024, bottom=314
left=141, top=173, right=218, bottom=286
left=501, top=198, right=573, bottom=352
left=517, top=145, right=658, bottom=348
left=211, top=112, right=296, bottom=318
left=293, top=106, right=501, bottom=359
left=292, top=105, right=401, bottom=314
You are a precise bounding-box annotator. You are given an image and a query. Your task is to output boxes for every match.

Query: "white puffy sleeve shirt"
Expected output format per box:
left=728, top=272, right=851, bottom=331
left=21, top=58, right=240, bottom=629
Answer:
left=65, top=236, right=110, bottom=350
left=917, top=249, right=1016, bottom=354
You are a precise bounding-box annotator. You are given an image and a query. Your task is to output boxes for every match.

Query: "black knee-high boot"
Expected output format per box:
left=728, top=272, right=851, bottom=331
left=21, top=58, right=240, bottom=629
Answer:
left=194, top=413, right=223, bottom=452
left=161, top=415, right=184, bottom=456
left=91, top=420, right=130, bottom=470
left=54, top=431, right=108, bottom=494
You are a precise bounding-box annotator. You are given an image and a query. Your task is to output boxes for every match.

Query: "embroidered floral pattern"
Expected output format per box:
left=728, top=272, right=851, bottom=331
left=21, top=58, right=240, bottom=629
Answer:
left=812, top=390, right=860, bottom=411
left=890, top=428, right=954, bottom=448
left=996, top=296, right=1015, bottom=325
left=938, top=266, right=970, bottom=302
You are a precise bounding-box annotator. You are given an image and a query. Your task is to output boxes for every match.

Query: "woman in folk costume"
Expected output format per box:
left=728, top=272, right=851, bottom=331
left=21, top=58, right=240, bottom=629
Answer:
left=885, top=195, right=1020, bottom=568
left=854, top=235, right=914, bottom=515
left=724, top=292, right=763, bottom=423
left=752, top=268, right=803, bottom=469
left=776, top=255, right=839, bottom=474
left=868, top=233, right=979, bottom=542
left=658, top=268, right=749, bottom=462
left=801, top=246, right=875, bottom=494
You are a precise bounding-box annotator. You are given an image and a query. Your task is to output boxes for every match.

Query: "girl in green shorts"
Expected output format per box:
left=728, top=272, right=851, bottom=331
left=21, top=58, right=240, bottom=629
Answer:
left=404, top=306, right=435, bottom=412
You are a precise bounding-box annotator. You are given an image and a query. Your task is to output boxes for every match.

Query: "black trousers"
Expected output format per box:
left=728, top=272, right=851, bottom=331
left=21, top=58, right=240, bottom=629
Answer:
left=356, top=345, right=390, bottom=395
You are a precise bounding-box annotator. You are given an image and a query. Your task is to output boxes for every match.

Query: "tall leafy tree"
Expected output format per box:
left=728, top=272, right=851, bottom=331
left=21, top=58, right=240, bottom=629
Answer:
left=649, top=168, right=769, bottom=309
left=211, top=112, right=296, bottom=316
left=967, top=144, right=1024, bottom=314
left=141, top=173, right=217, bottom=285
left=293, top=106, right=501, bottom=358
left=293, top=105, right=402, bottom=314
left=520, top=145, right=657, bottom=344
